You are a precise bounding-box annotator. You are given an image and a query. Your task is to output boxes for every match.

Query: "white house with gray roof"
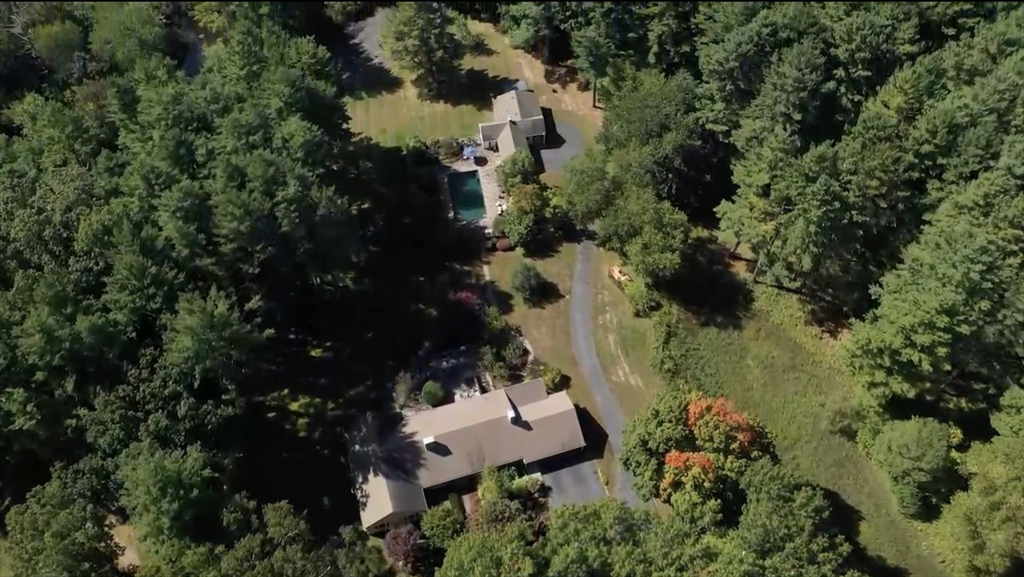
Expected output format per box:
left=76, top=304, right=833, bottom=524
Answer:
left=479, top=89, right=546, bottom=157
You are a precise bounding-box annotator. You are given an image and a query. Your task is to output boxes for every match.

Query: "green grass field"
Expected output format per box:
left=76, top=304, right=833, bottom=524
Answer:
left=591, top=248, right=945, bottom=577
left=346, top=19, right=600, bottom=147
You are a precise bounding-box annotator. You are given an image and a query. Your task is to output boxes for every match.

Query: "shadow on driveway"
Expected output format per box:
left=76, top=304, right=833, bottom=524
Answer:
left=538, top=107, right=584, bottom=174
left=535, top=407, right=609, bottom=508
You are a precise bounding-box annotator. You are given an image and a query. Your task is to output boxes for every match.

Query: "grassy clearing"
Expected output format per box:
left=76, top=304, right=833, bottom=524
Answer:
left=682, top=291, right=943, bottom=576
left=591, top=249, right=664, bottom=419
left=487, top=243, right=615, bottom=488
left=592, top=249, right=944, bottom=577
left=346, top=19, right=600, bottom=147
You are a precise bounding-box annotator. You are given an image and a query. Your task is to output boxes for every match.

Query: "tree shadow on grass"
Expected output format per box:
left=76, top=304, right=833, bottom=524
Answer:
left=659, top=237, right=753, bottom=329
left=482, top=278, right=515, bottom=315
left=522, top=278, right=565, bottom=310
left=543, top=64, right=586, bottom=92
left=422, top=68, right=514, bottom=110
left=821, top=488, right=911, bottom=577
left=336, top=32, right=402, bottom=100
left=521, top=228, right=567, bottom=260
left=227, top=140, right=492, bottom=537
left=461, top=30, right=495, bottom=57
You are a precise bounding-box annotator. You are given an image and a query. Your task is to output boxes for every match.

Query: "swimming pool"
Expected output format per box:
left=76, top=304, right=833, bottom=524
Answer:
left=447, top=171, right=486, bottom=222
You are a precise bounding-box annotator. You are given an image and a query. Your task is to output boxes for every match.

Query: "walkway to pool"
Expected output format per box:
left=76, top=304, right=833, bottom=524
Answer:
left=443, top=148, right=502, bottom=228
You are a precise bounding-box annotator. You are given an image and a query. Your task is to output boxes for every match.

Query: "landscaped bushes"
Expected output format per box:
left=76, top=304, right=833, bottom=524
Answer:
left=511, top=261, right=547, bottom=306
left=491, top=215, right=507, bottom=238
left=540, top=363, right=564, bottom=393
left=478, top=466, right=517, bottom=501
left=501, top=210, right=537, bottom=248
left=472, top=466, right=543, bottom=532
left=420, top=502, right=465, bottom=549
left=428, top=137, right=466, bottom=161
left=479, top=306, right=527, bottom=382
left=384, top=524, right=423, bottom=572
left=510, top=474, right=542, bottom=497
left=622, top=277, right=660, bottom=317
left=421, top=380, right=446, bottom=407
left=473, top=495, right=529, bottom=531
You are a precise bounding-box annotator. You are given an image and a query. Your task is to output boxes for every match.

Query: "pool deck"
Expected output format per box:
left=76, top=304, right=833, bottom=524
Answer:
left=443, top=148, right=502, bottom=228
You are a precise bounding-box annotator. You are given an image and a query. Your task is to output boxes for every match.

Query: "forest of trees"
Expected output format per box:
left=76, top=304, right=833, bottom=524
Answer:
left=549, top=2, right=1024, bottom=577
left=0, top=2, right=464, bottom=575
left=2, top=2, right=1024, bottom=577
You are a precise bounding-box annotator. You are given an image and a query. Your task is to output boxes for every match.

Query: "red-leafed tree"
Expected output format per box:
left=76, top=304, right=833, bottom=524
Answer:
left=384, top=524, right=423, bottom=572
left=687, top=396, right=763, bottom=456
left=623, top=389, right=773, bottom=504
left=660, top=450, right=718, bottom=500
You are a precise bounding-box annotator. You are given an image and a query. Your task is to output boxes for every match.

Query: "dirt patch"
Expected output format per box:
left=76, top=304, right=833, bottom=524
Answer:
left=111, top=523, right=141, bottom=571
left=596, top=287, right=644, bottom=392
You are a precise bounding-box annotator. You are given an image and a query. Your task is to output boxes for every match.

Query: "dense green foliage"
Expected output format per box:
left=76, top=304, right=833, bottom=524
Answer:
left=556, top=3, right=1024, bottom=576
left=420, top=380, right=446, bottom=407
left=443, top=470, right=865, bottom=577
left=6, top=2, right=1024, bottom=576
left=381, top=2, right=469, bottom=97
left=621, top=389, right=772, bottom=505
left=869, top=418, right=953, bottom=517
left=419, top=502, right=464, bottom=549
left=4, top=465, right=122, bottom=577
left=934, top=435, right=1024, bottom=577
left=0, top=2, right=462, bottom=575
left=496, top=148, right=539, bottom=193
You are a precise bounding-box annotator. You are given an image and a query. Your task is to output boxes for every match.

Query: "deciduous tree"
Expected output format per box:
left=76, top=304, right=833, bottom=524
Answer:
left=869, top=418, right=953, bottom=517
left=936, top=435, right=1024, bottom=577
left=4, top=467, right=121, bottom=577
left=437, top=524, right=538, bottom=577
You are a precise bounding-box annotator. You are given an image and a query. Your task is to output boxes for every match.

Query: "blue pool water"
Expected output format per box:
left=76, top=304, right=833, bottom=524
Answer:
left=447, top=171, right=486, bottom=221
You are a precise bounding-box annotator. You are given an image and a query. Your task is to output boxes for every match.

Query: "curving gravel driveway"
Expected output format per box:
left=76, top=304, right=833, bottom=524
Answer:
left=570, top=241, right=642, bottom=506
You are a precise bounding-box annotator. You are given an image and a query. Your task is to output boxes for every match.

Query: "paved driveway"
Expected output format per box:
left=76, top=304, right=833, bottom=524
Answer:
left=539, top=455, right=606, bottom=508
left=539, top=109, right=586, bottom=173
left=570, top=241, right=642, bottom=506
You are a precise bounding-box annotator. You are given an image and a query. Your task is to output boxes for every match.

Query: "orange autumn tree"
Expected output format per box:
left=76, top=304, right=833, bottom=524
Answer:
left=622, top=388, right=773, bottom=504
left=687, top=396, right=765, bottom=456
left=659, top=450, right=717, bottom=501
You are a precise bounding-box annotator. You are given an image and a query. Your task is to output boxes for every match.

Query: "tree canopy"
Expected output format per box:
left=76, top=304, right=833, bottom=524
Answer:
left=1, top=2, right=457, bottom=575
left=6, top=3, right=1024, bottom=577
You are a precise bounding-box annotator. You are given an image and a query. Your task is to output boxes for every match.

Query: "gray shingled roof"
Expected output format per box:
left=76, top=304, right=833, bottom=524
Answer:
left=357, top=379, right=585, bottom=529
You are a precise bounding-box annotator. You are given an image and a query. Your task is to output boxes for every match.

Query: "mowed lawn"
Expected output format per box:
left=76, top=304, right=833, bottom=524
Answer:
left=592, top=249, right=664, bottom=419
left=592, top=249, right=945, bottom=577
left=487, top=244, right=615, bottom=488
left=345, top=19, right=600, bottom=147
